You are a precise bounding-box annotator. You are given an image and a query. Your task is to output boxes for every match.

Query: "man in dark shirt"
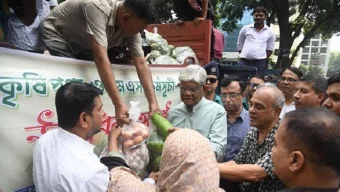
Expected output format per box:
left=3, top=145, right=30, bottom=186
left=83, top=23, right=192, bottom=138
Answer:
left=272, top=108, right=340, bottom=192
left=218, top=83, right=285, bottom=192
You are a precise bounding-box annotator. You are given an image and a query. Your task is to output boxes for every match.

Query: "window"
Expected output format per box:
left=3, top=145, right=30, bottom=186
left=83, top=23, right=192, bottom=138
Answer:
left=319, top=55, right=326, bottom=65
left=320, top=47, right=327, bottom=53
left=303, top=48, right=310, bottom=53
left=312, top=41, right=320, bottom=47
left=321, top=40, right=328, bottom=46
left=301, top=55, right=309, bottom=60
left=311, top=47, right=319, bottom=53
left=313, top=34, right=320, bottom=39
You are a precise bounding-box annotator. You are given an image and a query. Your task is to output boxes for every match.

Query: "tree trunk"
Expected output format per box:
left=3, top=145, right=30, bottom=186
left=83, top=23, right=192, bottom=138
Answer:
left=272, top=0, right=293, bottom=69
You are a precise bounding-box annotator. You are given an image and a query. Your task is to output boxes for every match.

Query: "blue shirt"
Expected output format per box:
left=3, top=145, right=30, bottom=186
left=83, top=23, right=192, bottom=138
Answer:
left=224, top=107, right=250, bottom=162
left=167, top=97, right=228, bottom=162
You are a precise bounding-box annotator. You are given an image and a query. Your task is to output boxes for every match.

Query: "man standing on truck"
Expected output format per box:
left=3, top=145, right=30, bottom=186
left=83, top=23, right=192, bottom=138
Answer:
left=237, top=6, right=275, bottom=75
left=172, top=0, right=215, bottom=60
left=41, top=0, right=160, bottom=126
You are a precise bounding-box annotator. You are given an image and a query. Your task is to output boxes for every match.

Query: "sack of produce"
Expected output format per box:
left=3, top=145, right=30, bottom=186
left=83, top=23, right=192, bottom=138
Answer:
left=172, top=46, right=198, bottom=64
left=152, top=55, right=180, bottom=65
left=146, top=50, right=161, bottom=64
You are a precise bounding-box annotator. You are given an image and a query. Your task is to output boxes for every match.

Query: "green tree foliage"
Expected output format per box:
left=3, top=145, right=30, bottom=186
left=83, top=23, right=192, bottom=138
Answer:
left=327, top=51, right=340, bottom=77
left=300, top=64, right=324, bottom=76
left=220, top=0, right=340, bottom=69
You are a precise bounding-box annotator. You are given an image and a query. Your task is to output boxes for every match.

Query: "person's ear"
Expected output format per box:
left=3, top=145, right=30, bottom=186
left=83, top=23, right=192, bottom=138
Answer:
left=289, top=151, right=304, bottom=173
left=79, top=112, right=90, bottom=129
left=316, top=93, right=326, bottom=105
left=122, top=13, right=131, bottom=22
left=274, top=107, right=282, bottom=117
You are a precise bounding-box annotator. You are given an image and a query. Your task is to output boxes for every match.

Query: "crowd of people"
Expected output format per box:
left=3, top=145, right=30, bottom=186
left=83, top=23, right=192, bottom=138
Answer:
left=1, top=0, right=340, bottom=191
left=32, top=63, right=340, bottom=192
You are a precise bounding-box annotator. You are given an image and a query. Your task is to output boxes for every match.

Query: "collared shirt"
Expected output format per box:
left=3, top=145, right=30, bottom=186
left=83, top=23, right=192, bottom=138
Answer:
left=279, top=102, right=296, bottom=119
left=235, top=120, right=285, bottom=192
left=213, top=28, right=224, bottom=60
left=277, top=188, right=339, bottom=192
left=237, top=23, right=275, bottom=60
left=214, top=94, right=224, bottom=107
left=167, top=97, right=228, bottom=162
left=41, top=0, right=143, bottom=57
left=242, top=97, right=249, bottom=111
left=224, top=107, right=250, bottom=162
left=7, top=0, right=50, bottom=52
left=33, top=128, right=109, bottom=192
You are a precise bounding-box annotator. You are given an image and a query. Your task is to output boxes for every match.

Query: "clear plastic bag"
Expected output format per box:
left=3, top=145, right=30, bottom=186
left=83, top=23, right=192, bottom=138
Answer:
left=145, top=28, right=170, bottom=55
left=172, top=46, right=198, bottom=64
left=119, top=101, right=150, bottom=174
left=147, top=129, right=165, bottom=172
left=121, top=101, right=150, bottom=149
left=152, top=55, right=180, bottom=65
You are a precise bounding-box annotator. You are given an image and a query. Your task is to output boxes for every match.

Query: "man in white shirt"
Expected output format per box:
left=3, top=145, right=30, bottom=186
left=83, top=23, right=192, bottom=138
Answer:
left=278, top=67, right=303, bottom=119
left=33, top=82, right=125, bottom=192
left=237, top=6, right=276, bottom=75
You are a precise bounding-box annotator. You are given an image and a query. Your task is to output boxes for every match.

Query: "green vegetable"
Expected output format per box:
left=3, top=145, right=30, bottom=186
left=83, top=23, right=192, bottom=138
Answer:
left=149, top=156, right=162, bottom=172
left=151, top=113, right=173, bottom=139
left=147, top=131, right=164, bottom=153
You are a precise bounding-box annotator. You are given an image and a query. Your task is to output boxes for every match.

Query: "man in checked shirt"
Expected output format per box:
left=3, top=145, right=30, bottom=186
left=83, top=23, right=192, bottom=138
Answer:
left=218, top=83, right=285, bottom=192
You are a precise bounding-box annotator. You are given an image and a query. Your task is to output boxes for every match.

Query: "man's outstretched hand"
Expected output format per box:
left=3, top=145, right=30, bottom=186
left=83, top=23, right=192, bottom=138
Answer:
left=115, top=103, right=130, bottom=126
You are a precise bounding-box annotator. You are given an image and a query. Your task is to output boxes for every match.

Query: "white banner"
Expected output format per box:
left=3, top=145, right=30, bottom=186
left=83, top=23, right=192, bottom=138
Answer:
left=0, top=48, right=184, bottom=192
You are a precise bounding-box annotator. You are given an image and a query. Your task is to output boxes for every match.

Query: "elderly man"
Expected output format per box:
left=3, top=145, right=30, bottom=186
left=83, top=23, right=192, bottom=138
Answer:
left=203, top=61, right=223, bottom=106
left=244, top=75, right=265, bottom=110
left=167, top=65, right=227, bottom=162
left=293, top=74, right=327, bottom=109
left=272, top=108, right=340, bottom=192
left=218, top=83, right=285, bottom=192
left=278, top=67, right=303, bottom=119
left=323, top=73, right=340, bottom=117
left=33, top=82, right=128, bottom=191
left=41, top=0, right=160, bottom=126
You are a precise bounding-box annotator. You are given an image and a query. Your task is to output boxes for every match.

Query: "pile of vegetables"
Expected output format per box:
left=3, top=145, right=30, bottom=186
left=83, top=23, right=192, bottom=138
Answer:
left=144, top=27, right=198, bottom=65
left=147, top=113, right=173, bottom=171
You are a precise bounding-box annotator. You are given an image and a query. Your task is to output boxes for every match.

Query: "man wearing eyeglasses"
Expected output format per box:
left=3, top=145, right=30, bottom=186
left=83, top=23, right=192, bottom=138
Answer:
left=219, top=76, right=251, bottom=192
left=244, top=75, right=265, bottom=110
left=167, top=65, right=227, bottom=162
left=203, top=61, right=223, bottom=106
left=219, top=83, right=285, bottom=192
left=277, top=67, right=303, bottom=119
left=293, top=74, right=327, bottom=109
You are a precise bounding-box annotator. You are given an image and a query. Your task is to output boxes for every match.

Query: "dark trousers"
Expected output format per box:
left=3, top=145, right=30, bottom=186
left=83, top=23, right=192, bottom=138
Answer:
left=172, top=0, right=215, bottom=61
left=239, top=58, right=267, bottom=75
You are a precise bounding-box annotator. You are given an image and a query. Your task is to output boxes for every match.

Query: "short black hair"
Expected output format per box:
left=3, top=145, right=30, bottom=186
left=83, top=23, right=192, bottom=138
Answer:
left=220, top=76, right=246, bottom=93
left=280, top=67, right=304, bottom=79
left=253, top=6, right=268, bottom=17
left=327, top=72, right=340, bottom=87
left=248, top=75, right=265, bottom=83
left=299, top=74, right=327, bottom=94
left=55, top=82, right=103, bottom=130
left=124, top=0, right=158, bottom=24
left=284, top=108, right=340, bottom=175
